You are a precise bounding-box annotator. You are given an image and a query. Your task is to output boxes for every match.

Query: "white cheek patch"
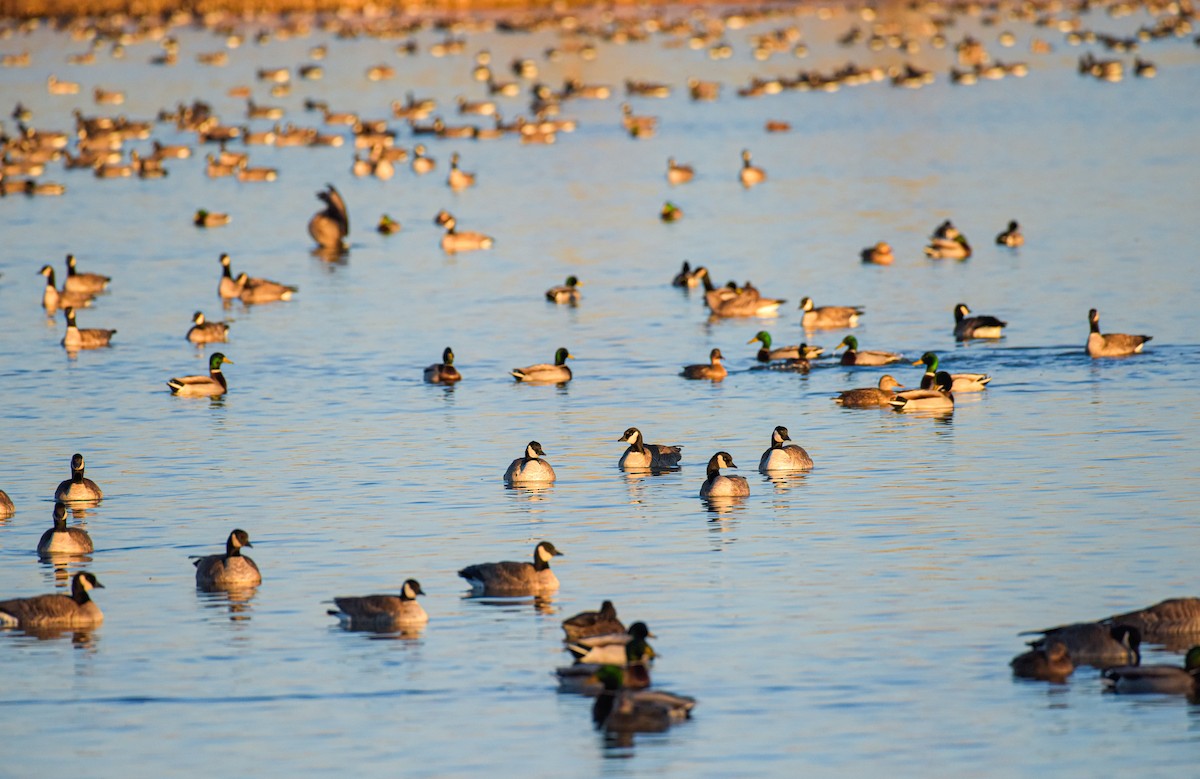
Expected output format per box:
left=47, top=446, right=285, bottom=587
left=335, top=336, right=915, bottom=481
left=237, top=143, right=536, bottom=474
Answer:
left=537, top=545, right=552, bottom=563
left=403, top=582, right=415, bottom=599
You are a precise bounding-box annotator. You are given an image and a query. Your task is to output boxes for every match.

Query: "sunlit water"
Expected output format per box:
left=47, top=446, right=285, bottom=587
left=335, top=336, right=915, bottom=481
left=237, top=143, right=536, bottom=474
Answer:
left=1, top=4, right=1199, bottom=777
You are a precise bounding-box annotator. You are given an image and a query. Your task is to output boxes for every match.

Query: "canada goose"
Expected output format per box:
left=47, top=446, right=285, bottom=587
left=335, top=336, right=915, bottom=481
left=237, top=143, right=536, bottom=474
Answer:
left=424, top=347, right=462, bottom=384
left=688, top=78, right=720, bottom=101
left=666, top=157, right=694, bottom=185
left=308, top=184, right=349, bottom=250
left=504, top=441, right=556, bottom=484
left=193, top=529, right=261, bottom=588
left=235, top=161, right=278, bottom=182
left=440, top=215, right=494, bottom=254
left=1102, top=648, right=1200, bottom=695
left=700, top=451, right=749, bottom=497
left=235, top=272, right=298, bottom=304
left=836, top=335, right=902, bottom=366
left=0, top=489, right=13, bottom=518
left=377, top=214, right=401, bottom=235
left=0, top=571, right=104, bottom=629
left=63, top=254, right=110, bottom=294
left=55, top=453, right=103, bottom=503
left=699, top=273, right=785, bottom=317
left=671, top=260, right=703, bottom=288
left=995, top=220, right=1024, bottom=247
left=167, top=352, right=231, bottom=396
left=194, top=209, right=231, bottom=228
left=747, top=331, right=822, bottom=362
left=1086, top=309, right=1151, bottom=358
left=1010, top=639, right=1073, bottom=682
left=456, top=95, right=497, bottom=116
left=1103, top=598, right=1200, bottom=646
left=562, top=600, right=625, bottom=641
left=861, top=241, right=895, bottom=265
left=681, top=348, right=727, bottom=381
left=912, top=352, right=991, bottom=392
left=411, top=144, right=435, bottom=174
left=1020, top=623, right=1141, bottom=669
left=739, top=149, right=765, bottom=187
left=568, top=622, right=656, bottom=665
left=457, top=540, right=563, bottom=596
left=217, top=253, right=242, bottom=299
left=891, top=371, right=955, bottom=411
left=545, top=276, right=582, bottom=304
left=954, top=303, right=1007, bottom=340
left=447, top=152, right=476, bottom=191
left=328, top=579, right=428, bottom=631
left=37, top=501, right=93, bottom=556
left=38, top=265, right=93, bottom=313
left=186, top=311, right=229, bottom=344
left=834, top=375, right=905, bottom=407
left=800, top=297, right=864, bottom=329
left=758, top=426, right=813, bottom=472
left=618, top=427, right=683, bottom=470
left=61, top=307, right=116, bottom=350
left=592, top=665, right=695, bottom=733
left=511, top=347, right=572, bottom=383
left=660, top=201, right=683, bottom=222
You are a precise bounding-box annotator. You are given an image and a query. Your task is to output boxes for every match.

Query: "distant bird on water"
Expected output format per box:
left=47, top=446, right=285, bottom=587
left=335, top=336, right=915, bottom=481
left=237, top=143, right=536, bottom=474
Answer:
left=308, top=183, right=349, bottom=250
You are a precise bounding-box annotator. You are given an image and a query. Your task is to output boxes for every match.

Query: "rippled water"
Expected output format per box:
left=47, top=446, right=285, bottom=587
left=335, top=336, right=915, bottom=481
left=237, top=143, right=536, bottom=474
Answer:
left=2, top=3, right=1199, bottom=777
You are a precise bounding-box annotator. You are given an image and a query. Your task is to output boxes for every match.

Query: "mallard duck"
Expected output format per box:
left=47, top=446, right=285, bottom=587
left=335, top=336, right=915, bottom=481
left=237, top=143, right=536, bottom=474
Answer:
left=424, top=347, right=461, bottom=384
left=912, top=352, right=991, bottom=392
left=681, top=348, right=727, bottom=381
left=458, top=540, right=563, bottom=596
left=834, top=375, right=905, bottom=407
left=186, top=311, right=229, bottom=344
left=747, top=331, right=822, bottom=362
left=568, top=622, right=656, bottom=665
left=0, top=571, right=104, bottom=629
left=411, top=144, right=435, bottom=174
left=592, top=665, right=695, bottom=733
left=758, top=426, right=813, bottom=472
left=0, top=489, right=13, bottom=518
left=1103, top=598, right=1200, bottom=646
left=328, top=579, right=428, bottom=631
left=995, top=220, right=1023, bottom=247
left=55, top=453, right=102, bottom=503
left=511, top=347, right=572, bottom=383
left=194, top=209, right=231, bottom=228
left=39, top=264, right=93, bottom=313
left=660, top=201, right=683, bottom=222
left=891, top=371, right=954, bottom=411
left=800, top=297, right=863, bottom=329
left=700, top=451, right=749, bottom=497
left=666, top=157, right=694, bottom=185
left=308, top=184, right=349, bottom=250
left=739, top=148, right=765, bottom=187
left=193, top=528, right=261, bottom=588
left=504, top=441, right=556, bottom=484
left=1102, top=647, right=1200, bottom=695
left=562, top=600, right=625, bottom=642
left=37, top=501, right=93, bottom=555
left=377, top=214, right=401, bottom=235
left=954, top=303, right=1007, bottom=340
left=617, top=427, right=682, bottom=470
left=924, top=228, right=972, bottom=259
left=447, top=152, right=476, bottom=190
left=440, top=215, right=494, bottom=253
left=861, top=241, right=894, bottom=265
left=1086, top=309, right=1151, bottom=358
left=836, top=335, right=902, bottom=366
left=63, top=254, right=110, bottom=294
left=61, top=306, right=115, bottom=350
left=671, top=261, right=703, bottom=288
left=167, top=352, right=231, bottom=396
left=1020, top=623, right=1141, bottom=670
left=545, top=276, right=582, bottom=304
left=1010, top=639, right=1073, bottom=682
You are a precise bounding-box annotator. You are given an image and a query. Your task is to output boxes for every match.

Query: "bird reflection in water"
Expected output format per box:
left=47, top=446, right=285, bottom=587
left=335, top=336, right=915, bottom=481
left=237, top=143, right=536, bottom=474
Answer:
left=196, top=585, right=259, bottom=623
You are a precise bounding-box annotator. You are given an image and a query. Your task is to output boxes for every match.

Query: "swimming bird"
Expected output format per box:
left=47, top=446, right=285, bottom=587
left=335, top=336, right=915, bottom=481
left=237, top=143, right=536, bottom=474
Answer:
left=440, top=215, right=494, bottom=253
left=995, top=220, right=1024, bottom=247
left=1010, top=639, right=1073, bottom=682
left=592, top=665, right=695, bottom=733
left=1086, top=308, right=1151, bottom=358
left=1102, top=647, right=1200, bottom=695
left=681, top=348, right=727, bottom=381
left=545, top=276, right=582, bottom=304
left=660, top=201, right=683, bottom=222
left=666, top=157, right=694, bottom=185
left=328, top=579, right=428, bottom=631
left=217, top=253, right=297, bottom=302
left=709, top=287, right=785, bottom=318
left=671, top=261, right=703, bottom=288
left=457, top=540, right=563, bottom=596
left=308, top=184, right=349, bottom=250
left=562, top=600, right=625, bottom=641
left=891, top=371, right=954, bottom=411
left=37, top=501, right=93, bottom=555
left=55, top=453, right=103, bottom=503
left=377, top=214, right=401, bottom=235
left=861, top=241, right=894, bottom=265
left=1102, top=598, right=1200, bottom=646
left=836, top=335, right=902, bottom=366
left=194, top=209, right=231, bottom=228
left=617, top=427, right=682, bottom=470
left=1020, top=623, right=1141, bottom=669
left=924, top=221, right=972, bottom=259
left=700, top=451, right=749, bottom=497
left=800, top=297, right=863, bottom=329
left=167, top=352, right=231, bottom=396
left=61, top=306, right=115, bottom=350
left=758, top=426, right=813, bottom=472
left=186, top=311, right=229, bottom=344
left=0, top=489, right=12, bottom=518
left=747, top=331, right=822, bottom=362
left=193, top=529, right=261, bottom=588
left=912, top=352, right=991, bottom=392
left=0, top=571, right=104, bottom=629
left=834, top=375, right=905, bottom=407
left=568, top=622, right=656, bottom=665
left=447, top=152, right=475, bottom=191
left=63, top=254, right=110, bottom=294
left=424, top=347, right=461, bottom=384
left=411, top=144, right=435, bottom=174
left=38, top=264, right=93, bottom=313
left=511, top=347, right=572, bottom=383
left=739, top=149, right=765, bottom=187
left=954, top=303, right=1007, bottom=340
left=504, top=441, right=556, bottom=484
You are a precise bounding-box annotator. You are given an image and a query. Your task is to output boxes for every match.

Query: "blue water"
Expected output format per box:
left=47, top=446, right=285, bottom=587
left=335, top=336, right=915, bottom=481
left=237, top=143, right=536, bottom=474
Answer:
left=1, top=4, right=1199, bottom=777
